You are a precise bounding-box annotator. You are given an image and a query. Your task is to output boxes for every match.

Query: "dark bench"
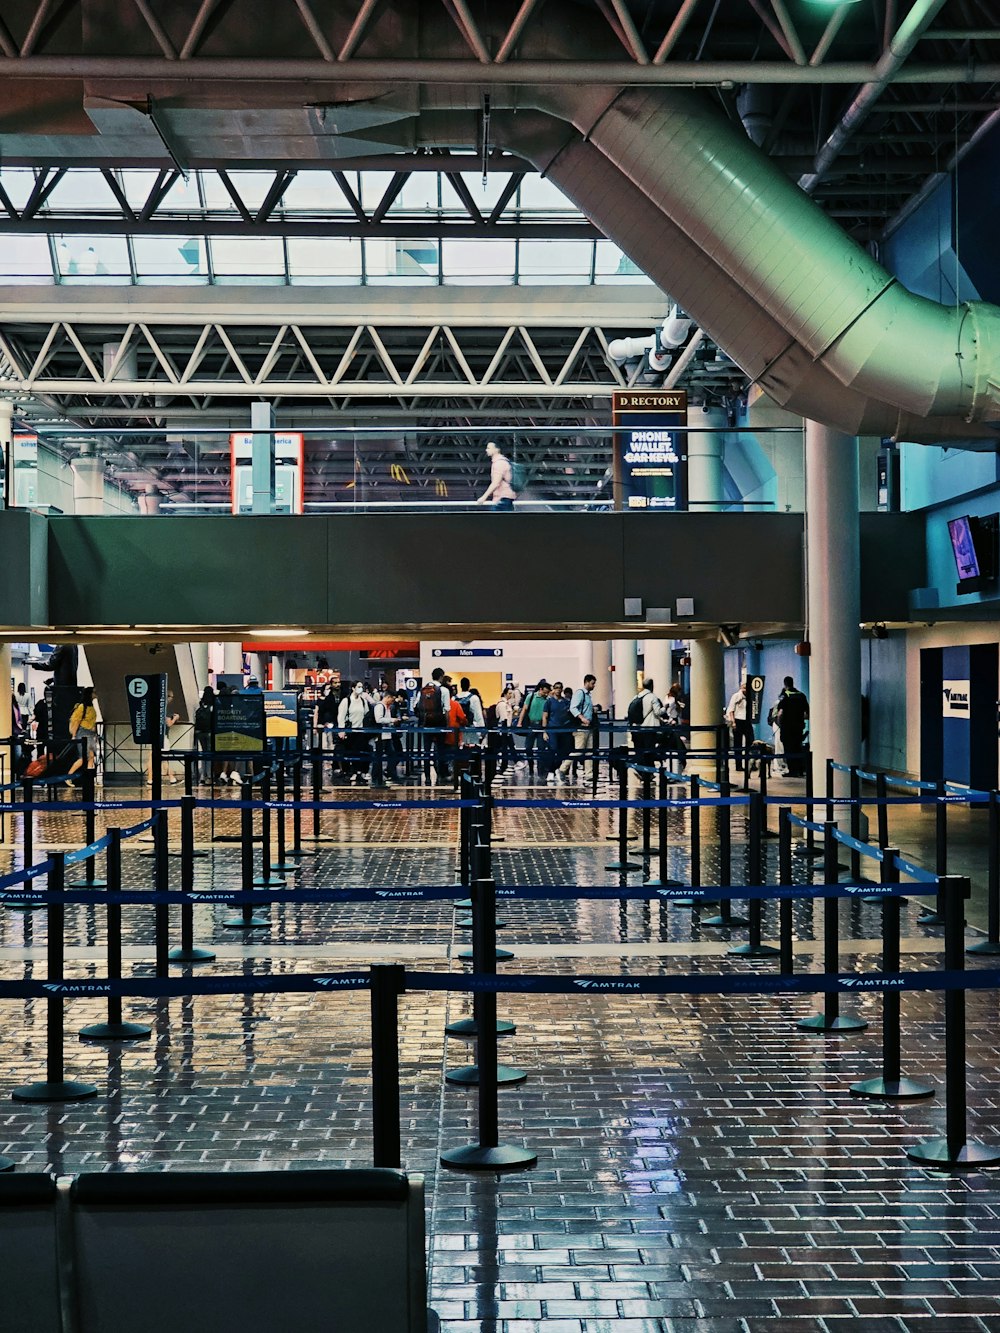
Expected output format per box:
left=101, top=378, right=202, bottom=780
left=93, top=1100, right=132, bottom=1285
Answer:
left=2, top=1168, right=432, bottom=1332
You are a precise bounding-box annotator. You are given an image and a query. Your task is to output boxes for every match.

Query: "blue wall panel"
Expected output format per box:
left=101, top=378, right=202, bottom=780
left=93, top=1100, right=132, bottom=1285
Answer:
left=941, top=645, right=971, bottom=784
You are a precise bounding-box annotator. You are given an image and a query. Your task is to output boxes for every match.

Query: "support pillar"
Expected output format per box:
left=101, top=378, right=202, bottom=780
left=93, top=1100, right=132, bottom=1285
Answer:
left=611, top=639, right=638, bottom=718
left=642, top=639, right=672, bottom=699
left=0, top=644, right=12, bottom=848
left=689, top=637, right=724, bottom=776
left=71, top=446, right=105, bottom=515
left=251, top=400, right=276, bottom=515
left=0, top=401, right=12, bottom=508
left=687, top=406, right=725, bottom=513
left=191, top=643, right=210, bottom=690
left=805, top=421, right=861, bottom=791
left=223, top=643, right=244, bottom=678
left=591, top=640, right=611, bottom=713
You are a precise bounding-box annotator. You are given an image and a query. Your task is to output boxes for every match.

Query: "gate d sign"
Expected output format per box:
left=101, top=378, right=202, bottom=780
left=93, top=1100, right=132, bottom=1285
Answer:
left=126, top=674, right=168, bottom=743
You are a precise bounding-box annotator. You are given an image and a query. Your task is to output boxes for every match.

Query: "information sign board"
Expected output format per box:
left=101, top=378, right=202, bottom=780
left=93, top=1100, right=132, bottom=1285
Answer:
left=612, top=390, right=688, bottom=511
left=125, top=674, right=168, bottom=744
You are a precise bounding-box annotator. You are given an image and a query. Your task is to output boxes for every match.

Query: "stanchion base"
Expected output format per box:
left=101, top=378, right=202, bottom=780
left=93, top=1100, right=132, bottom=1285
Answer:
left=605, top=835, right=638, bottom=843
left=456, top=918, right=508, bottom=930
left=793, top=843, right=824, bottom=860
left=79, top=1021, right=152, bottom=1042
left=918, top=911, right=945, bottom=926
left=967, top=938, right=1000, bottom=955
left=270, top=862, right=301, bottom=874
left=906, top=1137, right=1000, bottom=1168
left=221, top=915, right=269, bottom=929
left=253, top=876, right=286, bottom=888
left=605, top=861, right=643, bottom=873
left=797, top=1013, right=868, bottom=1033
left=850, top=1075, right=934, bottom=1101
left=727, top=942, right=781, bottom=958
left=168, top=945, right=217, bottom=963
left=445, top=1017, right=515, bottom=1038
left=458, top=947, right=514, bottom=962
left=455, top=899, right=472, bottom=910
left=644, top=879, right=685, bottom=891
left=700, top=913, right=750, bottom=928
left=11, top=1079, right=98, bottom=1103
left=0, top=1157, right=13, bottom=1172
left=440, top=1143, right=536, bottom=1172
left=4, top=901, right=48, bottom=913
left=445, top=1064, right=527, bottom=1086
left=67, top=879, right=108, bottom=890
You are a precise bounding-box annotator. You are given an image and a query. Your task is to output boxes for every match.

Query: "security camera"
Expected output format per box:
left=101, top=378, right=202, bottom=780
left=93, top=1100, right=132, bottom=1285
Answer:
left=717, top=625, right=741, bottom=648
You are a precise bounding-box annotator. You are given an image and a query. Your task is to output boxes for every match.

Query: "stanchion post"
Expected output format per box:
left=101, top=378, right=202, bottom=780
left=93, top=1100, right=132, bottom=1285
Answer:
left=22, top=777, right=33, bottom=869
left=908, top=876, right=1000, bottom=1166
left=441, top=838, right=535, bottom=1172
left=153, top=808, right=170, bottom=977
left=917, top=781, right=948, bottom=925
left=311, top=746, right=322, bottom=840
left=12, top=853, right=99, bottom=1102
left=223, top=801, right=268, bottom=929
left=169, top=794, right=216, bottom=964
left=729, top=792, right=778, bottom=958
left=825, top=757, right=834, bottom=825
left=254, top=771, right=284, bottom=887
left=851, top=849, right=932, bottom=1100
left=702, top=779, right=746, bottom=928
left=640, top=769, right=653, bottom=861
left=290, top=759, right=305, bottom=858
left=968, top=789, right=1000, bottom=955
left=80, top=829, right=152, bottom=1040
left=777, top=807, right=794, bottom=973
left=876, top=771, right=889, bottom=851
left=797, top=825, right=867, bottom=1034
left=606, top=750, right=642, bottom=873
left=370, top=963, right=405, bottom=1169
left=849, top=766, right=863, bottom=881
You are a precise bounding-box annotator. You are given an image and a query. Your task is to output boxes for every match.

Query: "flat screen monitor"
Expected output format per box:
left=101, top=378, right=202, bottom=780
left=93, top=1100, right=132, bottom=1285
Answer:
left=948, top=515, right=981, bottom=581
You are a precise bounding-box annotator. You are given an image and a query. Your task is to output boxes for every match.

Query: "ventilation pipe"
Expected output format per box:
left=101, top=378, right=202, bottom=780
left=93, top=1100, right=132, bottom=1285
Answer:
left=607, top=307, right=693, bottom=373
left=403, top=0, right=1000, bottom=443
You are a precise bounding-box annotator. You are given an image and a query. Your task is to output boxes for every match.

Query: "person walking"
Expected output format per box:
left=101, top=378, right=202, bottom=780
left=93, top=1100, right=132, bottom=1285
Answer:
left=517, top=680, right=550, bottom=776
left=661, top=683, right=688, bottom=770
left=726, top=681, right=754, bottom=773
left=628, top=678, right=665, bottom=769
left=475, top=440, right=516, bottom=511
left=371, top=689, right=398, bottom=788
left=772, top=677, right=809, bottom=777
left=338, top=681, right=374, bottom=785
left=66, top=686, right=99, bottom=785
left=494, top=685, right=518, bottom=772
left=562, top=673, right=597, bottom=781
left=542, top=686, right=574, bottom=784
left=193, top=686, right=216, bottom=785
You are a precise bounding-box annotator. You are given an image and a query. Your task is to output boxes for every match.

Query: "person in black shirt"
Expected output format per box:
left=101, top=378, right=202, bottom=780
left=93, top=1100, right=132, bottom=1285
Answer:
left=773, top=677, right=809, bottom=777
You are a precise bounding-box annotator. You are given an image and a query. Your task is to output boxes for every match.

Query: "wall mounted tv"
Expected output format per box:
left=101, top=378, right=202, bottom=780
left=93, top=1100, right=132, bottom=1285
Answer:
left=948, top=513, right=998, bottom=593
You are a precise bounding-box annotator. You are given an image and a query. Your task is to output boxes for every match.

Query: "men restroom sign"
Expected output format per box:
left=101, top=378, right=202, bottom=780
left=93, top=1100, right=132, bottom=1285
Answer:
left=943, top=680, right=971, bottom=717
left=612, top=390, right=688, bottom=511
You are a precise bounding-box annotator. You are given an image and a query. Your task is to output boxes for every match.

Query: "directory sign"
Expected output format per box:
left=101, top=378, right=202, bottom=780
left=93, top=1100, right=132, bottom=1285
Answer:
left=125, top=674, right=168, bottom=744
left=612, top=390, right=688, bottom=511
left=214, top=692, right=265, bottom=752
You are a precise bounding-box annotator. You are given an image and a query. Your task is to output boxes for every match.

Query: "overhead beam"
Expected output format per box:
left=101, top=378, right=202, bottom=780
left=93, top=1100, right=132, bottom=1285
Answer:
left=0, top=56, right=998, bottom=84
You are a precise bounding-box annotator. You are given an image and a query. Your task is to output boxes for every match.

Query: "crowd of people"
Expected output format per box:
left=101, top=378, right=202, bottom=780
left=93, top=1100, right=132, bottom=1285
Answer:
left=8, top=659, right=808, bottom=790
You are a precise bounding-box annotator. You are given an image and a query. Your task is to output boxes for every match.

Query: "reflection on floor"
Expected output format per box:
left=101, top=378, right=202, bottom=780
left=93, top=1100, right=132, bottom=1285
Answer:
left=1, top=764, right=999, bottom=1331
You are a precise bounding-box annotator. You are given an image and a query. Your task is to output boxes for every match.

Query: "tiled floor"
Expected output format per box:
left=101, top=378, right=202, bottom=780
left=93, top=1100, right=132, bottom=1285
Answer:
left=1, top=762, right=999, bottom=1332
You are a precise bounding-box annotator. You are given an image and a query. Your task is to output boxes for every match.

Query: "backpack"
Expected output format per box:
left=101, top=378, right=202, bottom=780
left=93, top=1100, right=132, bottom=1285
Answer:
left=417, top=683, right=444, bottom=725
left=485, top=703, right=498, bottom=729
left=24, top=755, right=48, bottom=778
left=454, top=695, right=473, bottom=727
left=194, top=703, right=214, bottom=733
left=509, top=460, right=528, bottom=493
left=627, top=693, right=647, bottom=727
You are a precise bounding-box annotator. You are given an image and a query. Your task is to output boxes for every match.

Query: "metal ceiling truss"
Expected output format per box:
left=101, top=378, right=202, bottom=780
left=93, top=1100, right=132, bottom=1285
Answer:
left=0, top=318, right=661, bottom=401
left=0, top=161, right=602, bottom=240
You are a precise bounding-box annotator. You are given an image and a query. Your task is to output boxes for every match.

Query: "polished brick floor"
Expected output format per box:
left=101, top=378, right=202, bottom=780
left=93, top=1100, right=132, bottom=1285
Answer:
left=1, top=762, right=999, bottom=1332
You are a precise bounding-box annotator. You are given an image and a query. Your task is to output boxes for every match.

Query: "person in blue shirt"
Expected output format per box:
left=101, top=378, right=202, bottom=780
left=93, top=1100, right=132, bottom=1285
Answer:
left=541, top=686, right=574, bottom=785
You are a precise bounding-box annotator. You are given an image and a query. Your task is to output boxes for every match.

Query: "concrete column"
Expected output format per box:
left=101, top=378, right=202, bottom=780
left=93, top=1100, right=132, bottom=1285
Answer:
left=191, top=643, right=210, bottom=691
left=591, top=639, right=611, bottom=713
left=71, top=447, right=105, bottom=515
left=0, top=401, right=12, bottom=508
left=642, top=638, right=672, bottom=698
left=805, top=420, right=861, bottom=790
left=138, top=486, right=161, bottom=515
left=251, top=400, right=276, bottom=514
left=687, top=405, right=725, bottom=512
left=611, top=638, right=638, bottom=717
left=0, top=644, right=12, bottom=847
left=223, top=643, right=244, bottom=677
left=689, top=636, right=724, bottom=774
